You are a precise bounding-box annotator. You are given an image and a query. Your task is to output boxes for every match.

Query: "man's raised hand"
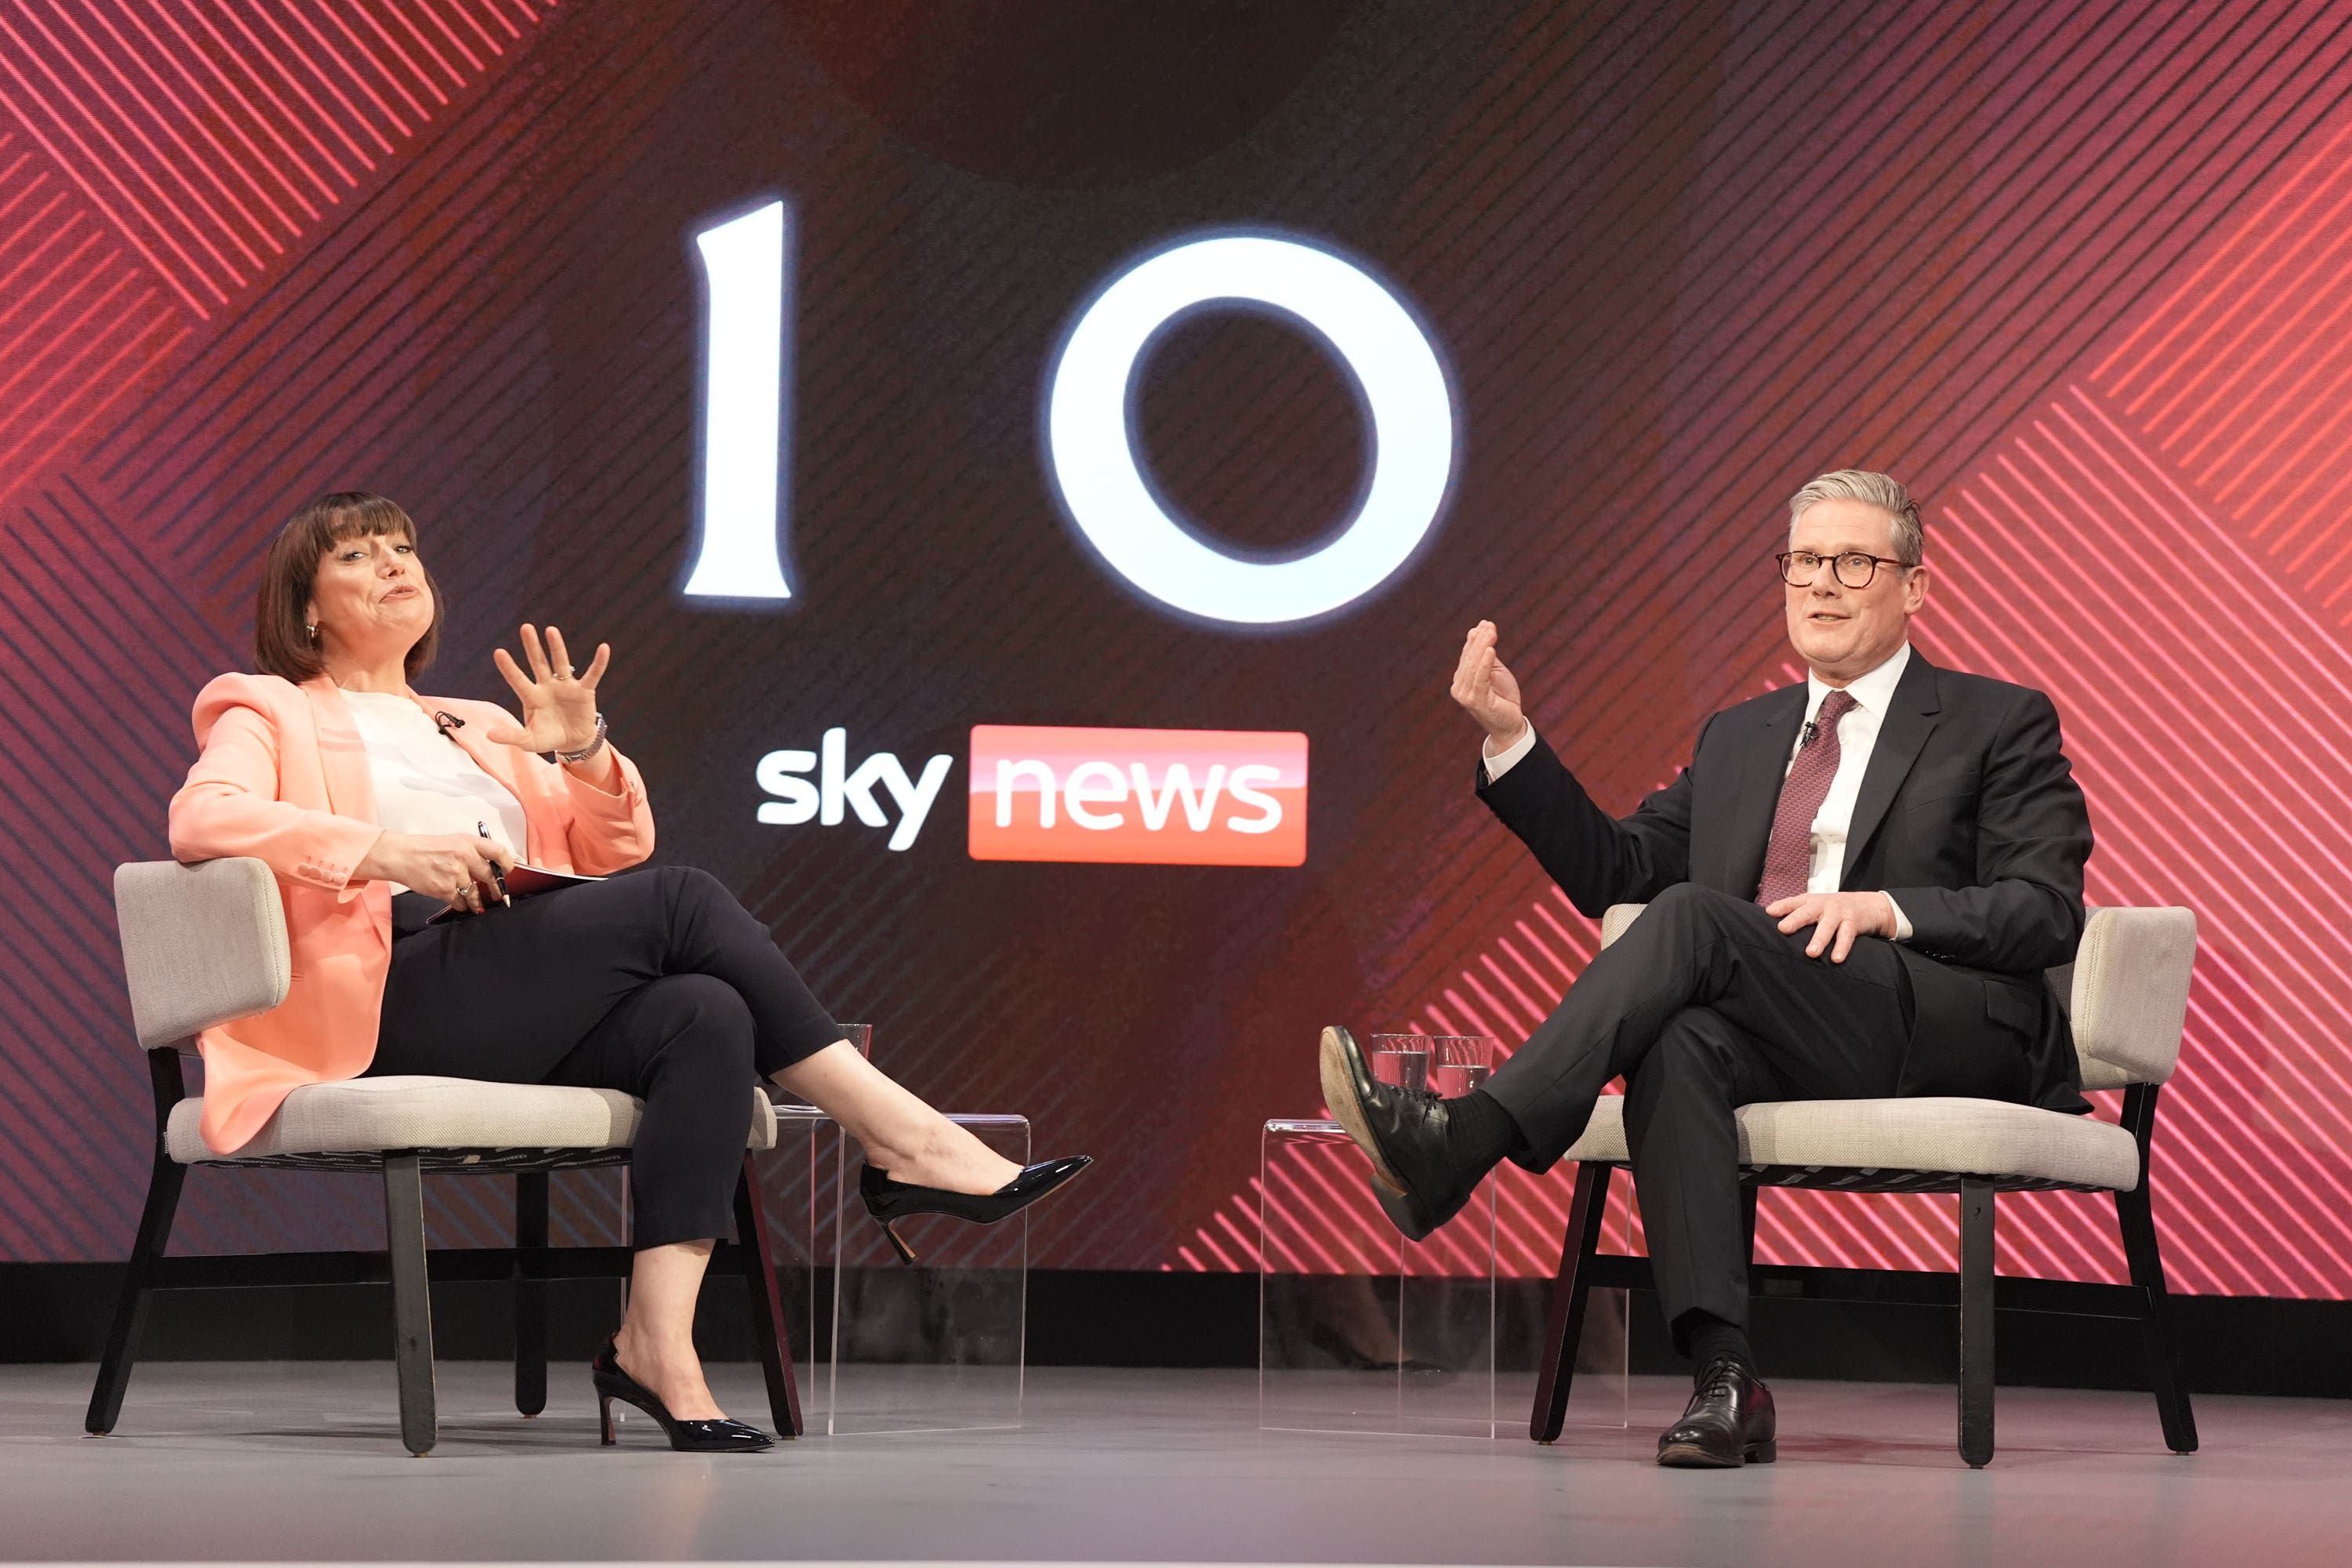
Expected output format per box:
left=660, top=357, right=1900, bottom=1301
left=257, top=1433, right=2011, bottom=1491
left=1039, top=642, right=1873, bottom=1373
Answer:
left=1452, top=620, right=1527, bottom=747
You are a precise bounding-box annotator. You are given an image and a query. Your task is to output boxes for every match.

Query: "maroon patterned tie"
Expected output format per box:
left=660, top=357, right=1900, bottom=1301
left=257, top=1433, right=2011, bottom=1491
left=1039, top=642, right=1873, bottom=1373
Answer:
left=1755, top=690, right=1858, bottom=907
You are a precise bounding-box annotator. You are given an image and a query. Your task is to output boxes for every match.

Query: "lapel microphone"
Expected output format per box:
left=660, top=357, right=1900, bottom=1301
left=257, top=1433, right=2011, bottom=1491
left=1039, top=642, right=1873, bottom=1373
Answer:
left=434, top=710, right=466, bottom=741
left=1800, top=717, right=1819, bottom=746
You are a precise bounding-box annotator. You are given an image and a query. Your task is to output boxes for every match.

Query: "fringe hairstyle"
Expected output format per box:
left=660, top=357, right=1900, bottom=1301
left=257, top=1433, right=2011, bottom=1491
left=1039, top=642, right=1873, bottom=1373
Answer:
left=253, top=492, right=443, bottom=682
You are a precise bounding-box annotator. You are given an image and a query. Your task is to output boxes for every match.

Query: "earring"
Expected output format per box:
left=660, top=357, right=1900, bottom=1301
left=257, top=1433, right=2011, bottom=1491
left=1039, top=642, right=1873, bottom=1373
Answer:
left=305, top=624, right=318, bottom=640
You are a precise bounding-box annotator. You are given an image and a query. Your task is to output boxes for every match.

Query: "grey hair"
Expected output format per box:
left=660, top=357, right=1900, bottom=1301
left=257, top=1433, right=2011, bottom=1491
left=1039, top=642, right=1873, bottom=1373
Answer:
left=1788, top=469, right=1923, bottom=565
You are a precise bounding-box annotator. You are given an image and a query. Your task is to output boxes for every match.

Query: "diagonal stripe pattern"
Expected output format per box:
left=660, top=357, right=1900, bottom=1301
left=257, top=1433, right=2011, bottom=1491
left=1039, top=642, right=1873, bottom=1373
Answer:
left=2095, top=107, right=2352, bottom=620
left=0, top=0, right=560, bottom=318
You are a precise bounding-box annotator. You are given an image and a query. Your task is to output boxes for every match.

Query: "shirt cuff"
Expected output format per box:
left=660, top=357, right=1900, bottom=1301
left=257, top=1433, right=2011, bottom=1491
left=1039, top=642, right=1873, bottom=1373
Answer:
left=1883, top=891, right=1914, bottom=942
left=1481, top=722, right=1537, bottom=782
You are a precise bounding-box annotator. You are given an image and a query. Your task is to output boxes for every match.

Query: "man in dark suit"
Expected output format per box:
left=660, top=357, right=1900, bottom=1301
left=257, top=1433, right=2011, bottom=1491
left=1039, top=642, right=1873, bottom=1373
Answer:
left=1319, top=470, right=2092, bottom=1468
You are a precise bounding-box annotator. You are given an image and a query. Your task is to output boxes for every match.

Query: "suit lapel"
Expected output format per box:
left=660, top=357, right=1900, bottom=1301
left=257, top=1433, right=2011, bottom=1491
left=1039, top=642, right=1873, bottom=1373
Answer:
left=1841, top=651, right=1943, bottom=883
left=1726, top=684, right=1807, bottom=898
left=301, top=679, right=379, bottom=824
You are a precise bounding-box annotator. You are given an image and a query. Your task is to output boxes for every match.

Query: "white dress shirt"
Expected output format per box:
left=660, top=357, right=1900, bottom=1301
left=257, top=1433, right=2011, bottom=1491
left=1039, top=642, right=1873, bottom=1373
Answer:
left=1480, top=643, right=1915, bottom=939
left=343, top=690, right=531, bottom=894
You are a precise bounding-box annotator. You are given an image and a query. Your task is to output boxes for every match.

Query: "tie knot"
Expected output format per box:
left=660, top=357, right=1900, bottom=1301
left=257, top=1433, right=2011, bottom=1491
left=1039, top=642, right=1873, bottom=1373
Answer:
left=1814, top=690, right=1857, bottom=734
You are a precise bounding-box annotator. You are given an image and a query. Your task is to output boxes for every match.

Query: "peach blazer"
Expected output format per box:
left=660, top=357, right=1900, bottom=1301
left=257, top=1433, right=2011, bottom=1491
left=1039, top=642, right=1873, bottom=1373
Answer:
left=167, top=672, right=656, bottom=1154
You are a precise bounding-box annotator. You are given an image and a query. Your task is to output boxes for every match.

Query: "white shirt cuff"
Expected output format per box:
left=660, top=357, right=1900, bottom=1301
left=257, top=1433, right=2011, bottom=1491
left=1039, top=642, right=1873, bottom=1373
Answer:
left=1883, top=892, right=1914, bottom=942
left=1482, top=722, right=1537, bottom=782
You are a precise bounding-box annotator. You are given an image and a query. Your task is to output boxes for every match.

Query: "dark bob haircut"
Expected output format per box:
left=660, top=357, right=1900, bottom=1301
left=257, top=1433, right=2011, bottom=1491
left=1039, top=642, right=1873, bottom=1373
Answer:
left=254, top=492, right=444, bottom=683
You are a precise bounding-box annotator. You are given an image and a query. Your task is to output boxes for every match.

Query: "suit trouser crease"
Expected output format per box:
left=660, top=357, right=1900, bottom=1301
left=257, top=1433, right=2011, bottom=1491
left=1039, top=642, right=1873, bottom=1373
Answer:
left=1483, top=886, right=1911, bottom=1338
left=369, top=866, right=841, bottom=1250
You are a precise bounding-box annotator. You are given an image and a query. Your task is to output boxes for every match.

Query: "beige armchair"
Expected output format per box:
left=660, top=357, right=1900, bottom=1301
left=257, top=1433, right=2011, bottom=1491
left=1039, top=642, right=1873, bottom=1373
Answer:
left=86, top=858, right=801, bottom=1455
left=1531, top=903, right=2200, bottom=1468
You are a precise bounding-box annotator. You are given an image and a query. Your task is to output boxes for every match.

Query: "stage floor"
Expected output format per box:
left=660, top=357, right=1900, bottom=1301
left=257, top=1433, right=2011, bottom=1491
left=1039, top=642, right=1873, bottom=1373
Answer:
left=2, top=1363, right=2347, bottom=1566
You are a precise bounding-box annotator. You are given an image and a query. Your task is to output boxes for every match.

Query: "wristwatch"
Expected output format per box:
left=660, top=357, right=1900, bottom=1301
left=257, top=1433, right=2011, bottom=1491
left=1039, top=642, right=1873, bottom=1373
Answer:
left=556, top=713, right=608, bottom=764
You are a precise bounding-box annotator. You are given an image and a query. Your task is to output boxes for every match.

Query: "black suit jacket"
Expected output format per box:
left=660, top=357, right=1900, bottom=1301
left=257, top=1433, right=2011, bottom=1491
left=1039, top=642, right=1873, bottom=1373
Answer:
left=1476, top=649, right=2092, bottom=1112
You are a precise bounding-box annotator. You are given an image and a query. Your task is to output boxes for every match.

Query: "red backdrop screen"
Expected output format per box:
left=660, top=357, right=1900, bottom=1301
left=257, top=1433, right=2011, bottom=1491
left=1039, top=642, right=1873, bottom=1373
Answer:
left=4, top=0, right=2351, bottom=1299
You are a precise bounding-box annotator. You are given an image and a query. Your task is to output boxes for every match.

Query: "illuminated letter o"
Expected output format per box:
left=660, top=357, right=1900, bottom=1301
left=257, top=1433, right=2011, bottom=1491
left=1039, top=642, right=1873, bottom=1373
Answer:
left=1046, top=235, right=1455, bottom=626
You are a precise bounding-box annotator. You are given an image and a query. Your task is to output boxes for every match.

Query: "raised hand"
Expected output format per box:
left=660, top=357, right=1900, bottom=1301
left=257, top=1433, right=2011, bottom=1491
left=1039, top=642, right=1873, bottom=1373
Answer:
left=1450, top=620, right=1527, bottom=746
left=485, top=623, right=609, bottom=756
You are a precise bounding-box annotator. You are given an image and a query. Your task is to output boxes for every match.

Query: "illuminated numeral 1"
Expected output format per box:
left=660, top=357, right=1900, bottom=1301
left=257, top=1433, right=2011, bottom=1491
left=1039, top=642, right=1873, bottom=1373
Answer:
left=685, top=201, right=792, bottom=599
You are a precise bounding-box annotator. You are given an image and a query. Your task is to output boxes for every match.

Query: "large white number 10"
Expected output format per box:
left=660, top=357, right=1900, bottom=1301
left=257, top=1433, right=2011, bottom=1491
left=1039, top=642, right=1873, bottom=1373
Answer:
left=686, top=206, right=1457, bottom=623
left=685, top=201, right=792, bottom=599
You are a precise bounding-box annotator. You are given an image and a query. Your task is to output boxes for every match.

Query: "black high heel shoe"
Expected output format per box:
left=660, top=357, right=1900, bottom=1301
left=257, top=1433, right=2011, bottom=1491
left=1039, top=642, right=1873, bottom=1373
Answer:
left=860, top=1155, right=1094, bottom=1264
left=590, top=1337, right=775, bottom=1453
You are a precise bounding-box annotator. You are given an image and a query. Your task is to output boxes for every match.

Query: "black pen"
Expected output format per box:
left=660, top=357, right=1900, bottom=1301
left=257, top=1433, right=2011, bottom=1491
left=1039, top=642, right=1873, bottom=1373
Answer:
left=477, top=822, right=509, bottom=904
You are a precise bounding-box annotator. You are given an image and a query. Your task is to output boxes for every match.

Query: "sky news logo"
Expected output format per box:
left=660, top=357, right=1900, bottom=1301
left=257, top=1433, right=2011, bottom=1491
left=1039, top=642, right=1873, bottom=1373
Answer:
left=968, top=725, right=1306, bottom=866
left=754, top=724, right=1308, bottom=864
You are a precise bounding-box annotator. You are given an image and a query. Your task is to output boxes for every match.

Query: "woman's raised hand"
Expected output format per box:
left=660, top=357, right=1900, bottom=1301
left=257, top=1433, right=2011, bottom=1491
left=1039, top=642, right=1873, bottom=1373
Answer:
left=355, top=831, right=516, bottom=914
left=485, top=623, right=609, bottom=755
left=1450, top=619, right=1527, bottom=745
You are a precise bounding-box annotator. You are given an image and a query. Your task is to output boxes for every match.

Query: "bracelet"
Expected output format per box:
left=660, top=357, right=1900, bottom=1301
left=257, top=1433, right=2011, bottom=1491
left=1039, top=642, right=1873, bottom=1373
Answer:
left=555, top=713, right=608, bottom=765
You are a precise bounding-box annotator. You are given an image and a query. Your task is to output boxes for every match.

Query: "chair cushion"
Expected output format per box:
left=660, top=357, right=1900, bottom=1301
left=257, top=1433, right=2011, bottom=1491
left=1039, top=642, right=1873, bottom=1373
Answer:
left=167, top=1075, right=779, bottom=1164
left=1559, top=1093, right=2139, bottom=1191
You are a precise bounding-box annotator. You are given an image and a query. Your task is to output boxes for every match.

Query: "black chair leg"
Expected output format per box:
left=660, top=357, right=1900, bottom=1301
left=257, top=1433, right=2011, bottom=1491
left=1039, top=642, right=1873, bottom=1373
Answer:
left=1957, top=1178, right=1995, bottom=1468
left=2115, top=1181, right=2198, bottom=1454
left=1740, top=1185, right=1760, bottom=1263
left=383, top=1153, right=437, bottom=1456
left=514, top=1172, right=550, bottom=1418
left=85, top=1152, right=187, bottom=1436
left=1530, top=1162, right=1612, bottom=1443
left=731, top=1154, right=804, bottom=1438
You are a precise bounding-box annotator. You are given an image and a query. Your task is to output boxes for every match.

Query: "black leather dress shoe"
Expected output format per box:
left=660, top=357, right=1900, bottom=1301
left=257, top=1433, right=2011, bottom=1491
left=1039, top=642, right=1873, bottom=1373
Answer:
left=1656, top=1353, right=1777, bottom=1468
left=1318, top=1025, right=1478, bottom=1241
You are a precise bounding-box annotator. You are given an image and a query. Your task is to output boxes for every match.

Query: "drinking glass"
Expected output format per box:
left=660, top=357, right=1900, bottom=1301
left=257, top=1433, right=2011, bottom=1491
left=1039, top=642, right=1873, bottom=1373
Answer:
left=1366, top=1035, right=1432, bottom=1092
left=1424, top=1036, right=1496, bottom=1098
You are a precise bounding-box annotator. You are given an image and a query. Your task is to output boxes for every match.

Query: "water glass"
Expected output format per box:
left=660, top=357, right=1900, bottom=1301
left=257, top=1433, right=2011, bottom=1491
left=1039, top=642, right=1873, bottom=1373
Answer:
left=1424, top=1036, right=1496, bottom=1098
left=1366, top=1034, right=1432, bottom=1092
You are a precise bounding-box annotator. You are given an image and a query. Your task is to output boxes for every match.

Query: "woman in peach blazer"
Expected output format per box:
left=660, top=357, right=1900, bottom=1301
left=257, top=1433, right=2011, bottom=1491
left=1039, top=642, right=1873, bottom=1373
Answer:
left=172, top=666, right=657, bottom=1155
left=171, top=492, right=1088, bottom=1452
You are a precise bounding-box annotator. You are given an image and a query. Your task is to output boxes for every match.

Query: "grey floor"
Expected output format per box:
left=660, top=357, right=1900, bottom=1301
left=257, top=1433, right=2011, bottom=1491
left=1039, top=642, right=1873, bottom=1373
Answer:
left=2, top=1362, right=2348, bottom=1566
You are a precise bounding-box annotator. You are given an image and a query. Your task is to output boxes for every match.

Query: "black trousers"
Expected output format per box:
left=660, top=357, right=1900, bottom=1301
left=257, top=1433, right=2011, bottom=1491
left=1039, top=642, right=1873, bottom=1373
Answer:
left=1483, top=884, right=1915, bottom=1347
left=368, top=866, right=843, bottom=1250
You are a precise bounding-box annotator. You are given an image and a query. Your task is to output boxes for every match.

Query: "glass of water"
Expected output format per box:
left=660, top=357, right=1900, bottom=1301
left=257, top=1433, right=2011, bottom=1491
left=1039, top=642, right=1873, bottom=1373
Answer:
left=1366, top=1034, right=1432, bottom=1092
left=1423, top=1036, right=1496, bottom=1098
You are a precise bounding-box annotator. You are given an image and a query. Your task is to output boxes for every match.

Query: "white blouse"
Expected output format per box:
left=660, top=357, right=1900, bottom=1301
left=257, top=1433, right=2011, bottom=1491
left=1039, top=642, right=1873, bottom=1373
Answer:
left=342, top=691, right=531, bottom=892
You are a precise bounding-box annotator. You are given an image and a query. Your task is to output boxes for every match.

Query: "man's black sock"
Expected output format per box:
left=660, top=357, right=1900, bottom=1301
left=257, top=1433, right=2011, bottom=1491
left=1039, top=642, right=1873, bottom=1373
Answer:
left=1445, top=1087, right=1526, bottom=1181
left=1680, top=1311, right=1755, bottom=1377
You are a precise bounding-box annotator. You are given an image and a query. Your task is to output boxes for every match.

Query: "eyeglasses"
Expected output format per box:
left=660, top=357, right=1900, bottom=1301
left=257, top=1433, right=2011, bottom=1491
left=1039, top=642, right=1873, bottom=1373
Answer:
left=1775, top=550, right=1915, bottom=589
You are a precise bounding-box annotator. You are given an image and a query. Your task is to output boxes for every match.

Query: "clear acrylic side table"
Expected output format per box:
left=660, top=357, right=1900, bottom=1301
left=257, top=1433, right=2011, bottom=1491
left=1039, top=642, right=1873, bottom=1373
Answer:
left=753, top=1104, right=1028, bottom=1436
left=1259, top=1119, right=1626, bottom=1438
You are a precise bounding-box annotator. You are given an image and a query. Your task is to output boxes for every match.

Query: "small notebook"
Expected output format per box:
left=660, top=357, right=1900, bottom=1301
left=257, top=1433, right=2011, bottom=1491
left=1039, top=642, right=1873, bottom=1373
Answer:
left=426, top=863, right=604, bottom=923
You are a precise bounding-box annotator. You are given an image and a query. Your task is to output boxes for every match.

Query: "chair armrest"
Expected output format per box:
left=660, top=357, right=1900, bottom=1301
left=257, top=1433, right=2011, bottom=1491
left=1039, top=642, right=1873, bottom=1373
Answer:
left=114, top=858, right=292, bottom=1050
left=1600, top=903, right=1648, bottom=948
left=2064, top=906, right=2196, bottom=1089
